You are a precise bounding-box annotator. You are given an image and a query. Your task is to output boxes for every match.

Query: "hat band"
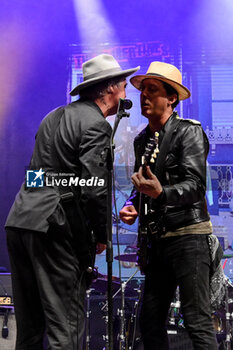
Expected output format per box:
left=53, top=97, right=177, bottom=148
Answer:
left=144, top=72, right=182, bottom=88
left=146, top=73, right=166, bottom=78
left=83, top=67, right=122, bottom=81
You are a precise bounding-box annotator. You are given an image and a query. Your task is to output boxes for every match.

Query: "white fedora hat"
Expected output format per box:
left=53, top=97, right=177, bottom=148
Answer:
left=70, top=54, right=140, bottom=96
left=130, top=61, right=191, bottom=100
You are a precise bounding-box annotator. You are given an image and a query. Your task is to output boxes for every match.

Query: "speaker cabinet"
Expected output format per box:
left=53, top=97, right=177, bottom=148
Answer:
left=0, top=273, right=13, bottom=300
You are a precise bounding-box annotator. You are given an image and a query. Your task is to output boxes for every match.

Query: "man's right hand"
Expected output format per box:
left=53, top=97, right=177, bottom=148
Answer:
left=119, top=205, right=138, bottom=225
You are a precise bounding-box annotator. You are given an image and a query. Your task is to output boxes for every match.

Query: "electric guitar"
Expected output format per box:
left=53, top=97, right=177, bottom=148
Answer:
left=137, top=132, right=159, bottom=274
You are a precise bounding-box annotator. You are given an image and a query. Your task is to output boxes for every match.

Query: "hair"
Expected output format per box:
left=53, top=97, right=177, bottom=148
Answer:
left=79, top=76, right=126, bottom=100
left=162, top=81, right=179, bottom=109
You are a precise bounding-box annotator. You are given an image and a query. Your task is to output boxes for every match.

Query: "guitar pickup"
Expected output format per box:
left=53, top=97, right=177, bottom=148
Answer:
left=148, top=221, right=166, bottom=235
left=148, top=221, right=159, bottom=235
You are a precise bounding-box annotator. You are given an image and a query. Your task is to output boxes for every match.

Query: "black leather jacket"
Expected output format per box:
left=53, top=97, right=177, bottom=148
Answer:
left=125, top=112, right=210, bottom=233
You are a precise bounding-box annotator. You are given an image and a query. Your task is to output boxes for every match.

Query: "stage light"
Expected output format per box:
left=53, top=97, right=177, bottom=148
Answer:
left=72, top=0, right=117, bottom=49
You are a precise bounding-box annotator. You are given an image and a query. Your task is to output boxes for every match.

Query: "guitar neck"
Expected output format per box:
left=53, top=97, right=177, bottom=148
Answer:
left=137, top=131, right=159, bottom=230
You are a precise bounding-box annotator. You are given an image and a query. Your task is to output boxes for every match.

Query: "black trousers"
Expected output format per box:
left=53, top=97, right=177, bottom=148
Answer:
left=6, top=226, right=87, bottom=350
left=140, top=234, right=218, bottom=350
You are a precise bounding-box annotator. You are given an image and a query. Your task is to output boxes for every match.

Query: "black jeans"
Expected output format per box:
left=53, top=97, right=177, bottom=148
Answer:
left=140, top=234, right=218, bottom=350
left=6, top=226, right=87, bottom=350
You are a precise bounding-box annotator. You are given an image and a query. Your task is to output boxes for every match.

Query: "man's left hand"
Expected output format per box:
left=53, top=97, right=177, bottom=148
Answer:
left=131, top=166, right=163, bottom=199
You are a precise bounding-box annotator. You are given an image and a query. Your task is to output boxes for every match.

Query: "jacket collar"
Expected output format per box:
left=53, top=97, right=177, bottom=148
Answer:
left=135, top=111, right=179, bottom=147
left=162, top=111, right=179, bottom=133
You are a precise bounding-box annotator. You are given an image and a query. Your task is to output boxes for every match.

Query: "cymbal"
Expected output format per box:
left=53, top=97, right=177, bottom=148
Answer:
left=91, top=277, right=135, bottom=296
left=114, top=253, right=137, bottom=262
left=95, top=273, right=120, bottom=282
left=91, top=278, right=119, bottom=292
left=126, top=245, right=137, bottom=250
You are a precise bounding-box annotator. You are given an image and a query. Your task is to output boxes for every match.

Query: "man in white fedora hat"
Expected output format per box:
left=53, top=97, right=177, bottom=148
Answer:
left=5, top=54, right=139, bottom=350
left=120, top=61, right=219, bottom=349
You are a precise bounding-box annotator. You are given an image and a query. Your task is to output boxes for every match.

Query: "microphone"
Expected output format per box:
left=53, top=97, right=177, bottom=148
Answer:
left=111, top=98, right=133, bottom=142
left=118, top=98, right=133, bottom=112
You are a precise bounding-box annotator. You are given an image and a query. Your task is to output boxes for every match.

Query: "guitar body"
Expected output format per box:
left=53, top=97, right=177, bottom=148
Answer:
left=137, top=220, right=149, bottom=274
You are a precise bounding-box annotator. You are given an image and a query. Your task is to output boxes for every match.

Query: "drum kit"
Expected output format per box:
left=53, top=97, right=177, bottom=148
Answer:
left=84, top=251, right=233, bottom=350
left=85, top=251, right=142, bottom=350
left=212, top=253, right=233, bottom=350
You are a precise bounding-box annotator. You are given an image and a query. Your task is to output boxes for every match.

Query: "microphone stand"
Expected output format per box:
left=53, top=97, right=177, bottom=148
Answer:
left=106, top=98, right=132, bottom=350
left=224, top=277, right=232, bottom=350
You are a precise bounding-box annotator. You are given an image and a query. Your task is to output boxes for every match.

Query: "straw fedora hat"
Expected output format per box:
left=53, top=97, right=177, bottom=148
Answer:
left=130, top=61, right=191, bottom=100
left=70, top=54, right=140, bottom=96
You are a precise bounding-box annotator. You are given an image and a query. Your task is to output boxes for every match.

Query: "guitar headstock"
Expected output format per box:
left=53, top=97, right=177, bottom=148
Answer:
left=141, top=132, right=159, bottom=166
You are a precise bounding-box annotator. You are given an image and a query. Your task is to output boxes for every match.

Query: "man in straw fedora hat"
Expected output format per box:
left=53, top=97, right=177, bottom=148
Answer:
left=5, top=54, right=139, bottom=350
left=120, top=61, right=219, bottom=349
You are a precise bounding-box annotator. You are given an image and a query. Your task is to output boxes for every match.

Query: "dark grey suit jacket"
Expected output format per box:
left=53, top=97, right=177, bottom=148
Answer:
left=5, top=99, right=112, bottom=244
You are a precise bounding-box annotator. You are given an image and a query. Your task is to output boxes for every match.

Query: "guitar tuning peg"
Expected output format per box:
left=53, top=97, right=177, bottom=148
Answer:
left=150, top=157, right=155, bottom=163
left=155, top=145, right=159, bottom=153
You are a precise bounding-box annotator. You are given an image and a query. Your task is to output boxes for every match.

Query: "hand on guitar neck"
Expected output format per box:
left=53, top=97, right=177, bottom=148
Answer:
left=119, top=131, right=163, bottom=226
left=131, top=165, right=163, bottom=199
